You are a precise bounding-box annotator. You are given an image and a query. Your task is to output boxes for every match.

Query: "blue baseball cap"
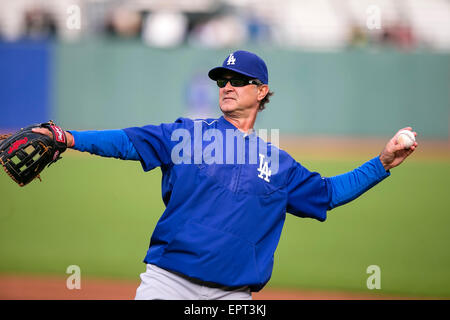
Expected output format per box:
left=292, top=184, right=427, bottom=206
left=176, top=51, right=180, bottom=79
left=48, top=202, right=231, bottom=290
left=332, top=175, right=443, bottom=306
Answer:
left=208, top=50, right=268, bottom=84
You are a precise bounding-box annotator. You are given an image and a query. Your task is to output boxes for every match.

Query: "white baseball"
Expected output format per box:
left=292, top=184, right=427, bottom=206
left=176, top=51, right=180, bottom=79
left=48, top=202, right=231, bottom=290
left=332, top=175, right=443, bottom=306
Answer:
left=397, top=130, right=415, bottom=149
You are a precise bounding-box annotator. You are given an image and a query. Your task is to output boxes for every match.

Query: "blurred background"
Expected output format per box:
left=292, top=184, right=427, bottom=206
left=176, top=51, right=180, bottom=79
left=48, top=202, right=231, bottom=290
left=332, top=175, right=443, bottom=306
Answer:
left=0, top=0, right=449, bottom=299
left=0, top=0, right=449, bottom=136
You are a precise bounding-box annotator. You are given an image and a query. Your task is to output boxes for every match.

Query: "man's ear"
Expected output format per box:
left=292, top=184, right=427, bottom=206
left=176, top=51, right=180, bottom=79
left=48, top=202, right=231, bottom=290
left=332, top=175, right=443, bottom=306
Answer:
left=257, top=85, right=269, bottom=101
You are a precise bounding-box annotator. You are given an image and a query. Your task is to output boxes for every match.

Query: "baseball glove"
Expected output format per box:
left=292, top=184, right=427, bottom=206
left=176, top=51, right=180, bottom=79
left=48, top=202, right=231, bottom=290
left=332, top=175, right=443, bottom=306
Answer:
left=0, top=121, right=67, bottom=187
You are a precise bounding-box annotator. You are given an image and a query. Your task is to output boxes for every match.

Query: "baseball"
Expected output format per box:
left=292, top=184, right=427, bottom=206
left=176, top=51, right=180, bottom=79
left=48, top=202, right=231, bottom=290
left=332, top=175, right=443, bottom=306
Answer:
left=397, top=130, right=415, bottom=149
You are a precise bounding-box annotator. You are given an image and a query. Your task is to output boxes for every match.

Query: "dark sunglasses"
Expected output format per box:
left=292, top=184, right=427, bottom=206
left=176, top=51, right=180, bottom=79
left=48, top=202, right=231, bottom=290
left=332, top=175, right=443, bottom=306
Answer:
left=216, top=78, right=262, bottom=88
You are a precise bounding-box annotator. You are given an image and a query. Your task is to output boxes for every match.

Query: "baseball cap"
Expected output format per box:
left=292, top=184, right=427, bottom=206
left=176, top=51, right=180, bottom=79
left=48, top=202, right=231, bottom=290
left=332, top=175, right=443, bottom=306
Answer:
left=208, top=50, right=268, bottom=84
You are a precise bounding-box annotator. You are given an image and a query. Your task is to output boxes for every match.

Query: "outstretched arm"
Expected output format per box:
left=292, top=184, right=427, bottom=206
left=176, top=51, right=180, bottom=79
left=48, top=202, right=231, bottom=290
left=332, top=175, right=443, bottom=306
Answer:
left=327, top=127, right=417, bottom=210
left=32, top=127, right=140, bottom=161
left=33, top=118, right=189, bottom=171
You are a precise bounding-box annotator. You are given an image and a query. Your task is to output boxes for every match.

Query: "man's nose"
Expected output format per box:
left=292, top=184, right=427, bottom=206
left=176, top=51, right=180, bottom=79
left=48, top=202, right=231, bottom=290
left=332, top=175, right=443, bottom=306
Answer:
left=224, top=80, right=234, bottom=90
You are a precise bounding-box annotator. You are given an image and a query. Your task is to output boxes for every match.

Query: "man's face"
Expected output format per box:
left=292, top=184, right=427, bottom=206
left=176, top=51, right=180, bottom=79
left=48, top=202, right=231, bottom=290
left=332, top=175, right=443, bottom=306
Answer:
left=217, top=71, right=267, bottom=114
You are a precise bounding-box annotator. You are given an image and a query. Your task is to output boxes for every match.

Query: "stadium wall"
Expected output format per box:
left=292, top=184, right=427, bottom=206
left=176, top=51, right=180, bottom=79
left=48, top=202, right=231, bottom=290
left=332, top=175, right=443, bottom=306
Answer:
left=1, top=39, right=448, bottom=139
left=0, top=40, right=52, bottom=130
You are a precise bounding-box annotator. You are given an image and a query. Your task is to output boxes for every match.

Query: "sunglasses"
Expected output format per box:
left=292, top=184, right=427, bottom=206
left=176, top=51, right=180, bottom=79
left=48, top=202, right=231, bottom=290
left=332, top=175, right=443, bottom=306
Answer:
left=216, top=78, right=262, bottom=88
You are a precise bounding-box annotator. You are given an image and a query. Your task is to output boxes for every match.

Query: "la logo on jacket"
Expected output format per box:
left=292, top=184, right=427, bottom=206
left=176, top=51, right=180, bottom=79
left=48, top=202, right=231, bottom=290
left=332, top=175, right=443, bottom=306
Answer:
left=257, top=153, right=271, bottom=182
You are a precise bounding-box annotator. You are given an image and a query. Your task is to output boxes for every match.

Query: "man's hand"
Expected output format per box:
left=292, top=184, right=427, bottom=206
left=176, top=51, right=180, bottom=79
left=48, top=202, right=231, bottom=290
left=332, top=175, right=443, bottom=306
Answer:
left=379, top=127, right=418, bottom=171
left=32, top=128, right=75, bottom=148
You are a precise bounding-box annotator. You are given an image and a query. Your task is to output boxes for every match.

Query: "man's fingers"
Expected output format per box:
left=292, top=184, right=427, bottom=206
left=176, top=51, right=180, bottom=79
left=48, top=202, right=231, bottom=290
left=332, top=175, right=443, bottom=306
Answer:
left=32, top=128, right=53, bottom=138
left=393, top=142, right=406, bottom=152
left=410, top=142, right=418, bottom=151
left=31, top=127, right=73, bottom=148
left=382, top=127, right=417, bottom=170
left=398, top=141, right=418, bottom=154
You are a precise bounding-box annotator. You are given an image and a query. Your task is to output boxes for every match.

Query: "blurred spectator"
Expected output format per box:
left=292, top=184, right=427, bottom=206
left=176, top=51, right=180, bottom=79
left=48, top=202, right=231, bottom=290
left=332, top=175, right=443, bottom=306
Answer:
left=244, top=12, right=272, bottom=44
left=105, top=7, right=142, bottom=38
left=348, top=25, right=368, bottom=48
left=142, top=11, right=188, bottom=48
left=24, top=7, right=57, bottom=40
left=188, top=15, right=248, bottom=48
left=380, top=24, right=415, bottom=51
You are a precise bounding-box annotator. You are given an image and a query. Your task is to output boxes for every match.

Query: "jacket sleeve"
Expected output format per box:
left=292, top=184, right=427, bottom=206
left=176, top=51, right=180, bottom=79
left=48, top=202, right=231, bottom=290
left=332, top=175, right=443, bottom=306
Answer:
left=68, top=129, right=140, bottom=161
left=122, top=117, right=192, bottom=172
left=326, top=156, right=390, bottom=210
left=285, top=158, right=331, bottom=222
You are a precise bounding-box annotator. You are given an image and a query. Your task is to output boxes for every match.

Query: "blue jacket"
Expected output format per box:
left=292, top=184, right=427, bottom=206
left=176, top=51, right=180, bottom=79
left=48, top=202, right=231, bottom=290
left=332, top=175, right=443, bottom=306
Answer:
left=70, top=116, right=390, bottom=291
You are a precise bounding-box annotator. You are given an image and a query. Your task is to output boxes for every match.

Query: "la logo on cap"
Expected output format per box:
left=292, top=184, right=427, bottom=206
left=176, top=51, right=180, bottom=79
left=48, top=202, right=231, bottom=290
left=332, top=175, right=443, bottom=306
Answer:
left=226, top=53, right=236, bottom=65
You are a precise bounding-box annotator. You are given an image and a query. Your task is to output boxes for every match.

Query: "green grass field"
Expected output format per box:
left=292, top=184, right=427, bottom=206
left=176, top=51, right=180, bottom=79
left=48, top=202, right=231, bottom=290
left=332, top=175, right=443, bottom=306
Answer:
left=1, top=151, right=449, bottom=298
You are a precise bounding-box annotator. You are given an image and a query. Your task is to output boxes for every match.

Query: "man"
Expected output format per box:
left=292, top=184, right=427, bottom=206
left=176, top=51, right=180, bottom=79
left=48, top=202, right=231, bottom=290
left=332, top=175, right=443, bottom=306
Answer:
left=33, top=50, right=417, bottom=300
